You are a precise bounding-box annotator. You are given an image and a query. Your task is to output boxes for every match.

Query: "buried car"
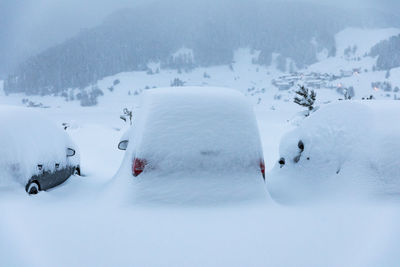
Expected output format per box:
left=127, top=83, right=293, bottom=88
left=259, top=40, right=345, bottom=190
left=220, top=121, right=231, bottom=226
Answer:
left=0, top=106, right=80, bottom=194
left=116, top=87, right=267, bottom=204
left=267, top=101, right=400, bottom=202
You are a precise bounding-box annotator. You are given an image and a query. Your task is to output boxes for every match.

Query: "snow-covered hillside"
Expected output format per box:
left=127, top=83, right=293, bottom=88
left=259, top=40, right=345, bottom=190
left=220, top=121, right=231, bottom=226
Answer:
left=3, top=28, right=400, bottom=110
left=12, top=0, right=399, bottom=94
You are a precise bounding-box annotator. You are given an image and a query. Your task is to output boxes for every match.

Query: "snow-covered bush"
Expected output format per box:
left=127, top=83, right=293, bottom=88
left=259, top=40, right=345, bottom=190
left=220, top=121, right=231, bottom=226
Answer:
left=77, top=86, right=104, bottom=106
left=268, top=101, right=400, bottom=202
left=170, top=78, right=185, bottom=87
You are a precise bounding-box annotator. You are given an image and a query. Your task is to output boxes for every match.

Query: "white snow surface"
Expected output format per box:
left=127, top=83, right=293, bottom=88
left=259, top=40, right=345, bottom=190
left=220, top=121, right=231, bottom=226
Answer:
left=113, top=87, right=267, bottom=205
left=268, top=101, right=400, bottom=202
left=0, top=106, right=79, bottom=187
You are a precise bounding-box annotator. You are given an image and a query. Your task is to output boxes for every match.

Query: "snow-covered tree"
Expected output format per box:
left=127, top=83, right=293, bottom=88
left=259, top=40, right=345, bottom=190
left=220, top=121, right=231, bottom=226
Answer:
left=294, top=85, right=316, bottom=114
left=170, top=78, right=185, bottom=87
left=77, top=85, right=103, bottom=106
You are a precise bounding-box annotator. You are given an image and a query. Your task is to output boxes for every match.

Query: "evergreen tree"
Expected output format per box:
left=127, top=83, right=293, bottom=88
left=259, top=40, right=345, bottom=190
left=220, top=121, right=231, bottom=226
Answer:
left=294, top=85, right=316, bottom=113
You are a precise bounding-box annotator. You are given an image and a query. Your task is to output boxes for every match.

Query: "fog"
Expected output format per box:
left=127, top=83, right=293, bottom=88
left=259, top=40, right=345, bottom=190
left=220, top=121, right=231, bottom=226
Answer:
left=0, top=0, right=151, bottom=77
left=0, top=0, right=399, bottom=78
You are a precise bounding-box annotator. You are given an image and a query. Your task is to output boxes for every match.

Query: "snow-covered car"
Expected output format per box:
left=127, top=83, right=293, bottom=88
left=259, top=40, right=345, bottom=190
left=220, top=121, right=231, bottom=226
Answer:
left=0, top=106, right=80, bottom=194
left=267, top=101, right=400, bottom=202
left=116, top=87, right=267, bottom=204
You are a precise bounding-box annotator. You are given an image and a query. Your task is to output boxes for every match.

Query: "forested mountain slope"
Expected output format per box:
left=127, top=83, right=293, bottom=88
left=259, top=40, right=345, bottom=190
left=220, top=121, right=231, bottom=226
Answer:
left=4, top=0, right=399, bottom=95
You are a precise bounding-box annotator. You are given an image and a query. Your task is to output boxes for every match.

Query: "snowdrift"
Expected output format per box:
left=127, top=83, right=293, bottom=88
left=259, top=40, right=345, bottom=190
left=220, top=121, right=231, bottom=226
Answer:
left=112, top=87, right=268, bottom=204
left=0, top=106, right=79, bottom=187
left=267, top=101, right=400, bottom=202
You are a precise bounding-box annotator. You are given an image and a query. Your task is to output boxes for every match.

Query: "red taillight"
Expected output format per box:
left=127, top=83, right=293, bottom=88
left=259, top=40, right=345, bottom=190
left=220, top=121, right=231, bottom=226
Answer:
left=260, top=159, right=265, bottom=180
left=132, top=158, right=147, bottom=177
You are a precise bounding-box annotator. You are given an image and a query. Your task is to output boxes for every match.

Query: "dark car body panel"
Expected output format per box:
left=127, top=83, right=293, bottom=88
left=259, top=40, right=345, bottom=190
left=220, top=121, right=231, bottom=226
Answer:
left=25, top=165, right=76, bottom=192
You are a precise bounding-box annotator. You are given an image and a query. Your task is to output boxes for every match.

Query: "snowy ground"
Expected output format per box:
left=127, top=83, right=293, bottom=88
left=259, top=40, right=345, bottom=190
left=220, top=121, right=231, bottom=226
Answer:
left=1, top=27, right=400, bottom=266
left=1, top=100, right=400, bottom=266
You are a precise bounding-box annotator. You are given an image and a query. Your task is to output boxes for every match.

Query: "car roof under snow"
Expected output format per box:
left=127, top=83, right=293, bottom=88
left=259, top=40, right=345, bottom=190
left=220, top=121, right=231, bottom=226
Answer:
left=129, top=87, right=263, bottom=172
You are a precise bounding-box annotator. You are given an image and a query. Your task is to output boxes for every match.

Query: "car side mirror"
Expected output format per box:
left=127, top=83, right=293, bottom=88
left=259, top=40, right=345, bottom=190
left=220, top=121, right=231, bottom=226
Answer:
left=118, top=140, right=129, bottom=150
left=67, top=148, right=76, bottom=157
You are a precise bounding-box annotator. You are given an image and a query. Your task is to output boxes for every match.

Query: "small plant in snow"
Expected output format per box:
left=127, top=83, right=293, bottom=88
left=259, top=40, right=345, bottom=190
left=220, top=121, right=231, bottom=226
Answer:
left=120, top=108, right=133, bottom=125
left=294, top=85, right=316, bottom=116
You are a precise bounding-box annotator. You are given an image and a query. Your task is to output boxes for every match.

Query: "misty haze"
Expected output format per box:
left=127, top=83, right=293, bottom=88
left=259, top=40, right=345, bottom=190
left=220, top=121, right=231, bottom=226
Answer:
left=1, top=0, right=400, bottom=266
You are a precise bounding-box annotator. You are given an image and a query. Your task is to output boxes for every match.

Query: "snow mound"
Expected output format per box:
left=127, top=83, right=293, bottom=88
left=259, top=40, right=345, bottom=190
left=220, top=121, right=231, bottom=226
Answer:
left=0, top=106, right=79, bottom=187
left=267, top=101, right=400, bottom=202
left=112, top=87, right=268, bottom=204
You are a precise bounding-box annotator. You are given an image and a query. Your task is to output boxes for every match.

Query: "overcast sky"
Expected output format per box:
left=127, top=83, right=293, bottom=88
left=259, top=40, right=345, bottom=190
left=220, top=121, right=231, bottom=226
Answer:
left=0, top=0, right=399, bottom=77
